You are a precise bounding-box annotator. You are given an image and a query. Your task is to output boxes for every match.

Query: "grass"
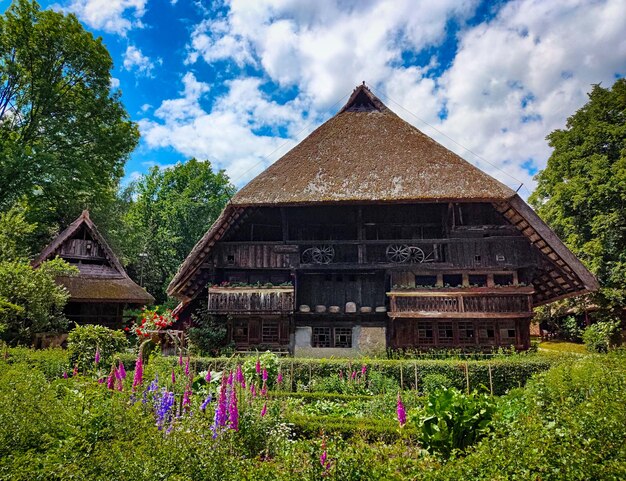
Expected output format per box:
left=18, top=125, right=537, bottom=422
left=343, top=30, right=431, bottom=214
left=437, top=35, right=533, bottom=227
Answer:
left=537, top=340, right=588, bottom=355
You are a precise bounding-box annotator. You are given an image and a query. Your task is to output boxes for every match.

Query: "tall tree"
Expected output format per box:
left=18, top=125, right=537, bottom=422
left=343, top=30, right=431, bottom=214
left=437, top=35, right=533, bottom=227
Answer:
left=123, top=159, right=235, bottom=304
left=529, top=79, right=626, bottom=311
left=0, top=0, right=139, bottom=247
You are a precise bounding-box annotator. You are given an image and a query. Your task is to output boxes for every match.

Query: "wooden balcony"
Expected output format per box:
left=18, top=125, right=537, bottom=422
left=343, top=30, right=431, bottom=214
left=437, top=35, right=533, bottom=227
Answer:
left=387, top=286, right=534, bottom=319
left=207, top=287, right=295, bottom=314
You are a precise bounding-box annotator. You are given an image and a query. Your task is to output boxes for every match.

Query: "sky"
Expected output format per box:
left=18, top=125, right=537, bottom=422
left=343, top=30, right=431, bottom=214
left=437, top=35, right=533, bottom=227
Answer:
left=8, top=0, right=626, bottom=196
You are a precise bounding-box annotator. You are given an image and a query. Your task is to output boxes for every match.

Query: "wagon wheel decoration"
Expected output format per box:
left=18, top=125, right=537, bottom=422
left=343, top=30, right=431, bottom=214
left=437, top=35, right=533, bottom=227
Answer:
left=386, top=244, right=411, bottom=263
left=301, top=245, right=335, bottom=264
left=408, top=246, right=425, bottom=263
left=311, top=245, right=335, bottom=264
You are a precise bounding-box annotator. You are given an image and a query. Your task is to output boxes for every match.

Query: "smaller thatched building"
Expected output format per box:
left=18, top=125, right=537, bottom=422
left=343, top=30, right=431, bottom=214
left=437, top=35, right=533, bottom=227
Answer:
left=34, top=210, right=154, bottom=328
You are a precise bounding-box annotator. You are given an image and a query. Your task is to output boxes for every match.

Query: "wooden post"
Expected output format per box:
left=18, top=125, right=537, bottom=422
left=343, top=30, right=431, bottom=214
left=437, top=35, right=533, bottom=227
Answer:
left=488, top=363, right=493, bottom=395
left=290, top=361, right=294, bottom=393
left=465, top=362, right=470, bottom=394
left=414, top=363, right=418, bottom=391
left=309, top=363, right=312, bottom=385
left=400, top=364, right=404, bottom=390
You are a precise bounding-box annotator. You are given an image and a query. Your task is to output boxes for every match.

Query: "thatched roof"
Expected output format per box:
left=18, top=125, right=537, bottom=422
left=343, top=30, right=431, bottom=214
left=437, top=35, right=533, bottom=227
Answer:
left=167, top=85, right=597, bottom=304
left=35, top=210, right=154, bottom=304
left=232, top=85, right=516, bottom=206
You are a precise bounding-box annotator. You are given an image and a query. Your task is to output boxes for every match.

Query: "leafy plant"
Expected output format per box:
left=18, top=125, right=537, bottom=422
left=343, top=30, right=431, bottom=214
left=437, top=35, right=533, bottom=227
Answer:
left=67, top=324, right=127, bottom=371
left=186, top=306, right=228, bottom=356
left=414, top=387, right=496, bottom=458
left=582, top=319, right=622, bottom=352
left=421, top=373, right=452, bottom=395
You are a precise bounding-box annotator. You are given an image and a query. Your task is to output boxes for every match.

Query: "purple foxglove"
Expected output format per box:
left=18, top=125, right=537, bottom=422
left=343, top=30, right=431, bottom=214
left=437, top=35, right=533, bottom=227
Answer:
left=262, top=368, right=268, bottom=382
left=132, top=356, right=143, bottom=390
left=361, top=364, right=367, bottom=376
left=205, top=370, right=211, bottom=383
left=184, top=357, right=190, bottom=377
left=261, top=403, right=267, bottom=417
left=118, top=361, right=126, bottom=379
left=62, top=371, right=68, bottom=379
left=397, top=394, right=407, bottom=427
left=235, top=364, right=244, bottom=384
left=255, top=358, right=261, bottom=374
left=277, top=372, right=283, bottom=384
left=228, top=386, right=239, bottom=431
left=94, top=348, right=100, bottom=365
left=171, top=370, right=176, bottom=385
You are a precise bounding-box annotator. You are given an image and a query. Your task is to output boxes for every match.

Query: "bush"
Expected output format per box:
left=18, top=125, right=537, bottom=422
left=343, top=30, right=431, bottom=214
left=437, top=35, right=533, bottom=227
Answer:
left=559, top=315, right=583, bottom=342
left=421, top=373, right=452, bottom=395
left=243, top=351, right=279, bottom=388
left=187, top=306, right=228, bottom=355
left=582, top=320, right=622, bottom=352
left=67, top=324, right=128, bottom=371
left=413, top=387, right=496, bottom=458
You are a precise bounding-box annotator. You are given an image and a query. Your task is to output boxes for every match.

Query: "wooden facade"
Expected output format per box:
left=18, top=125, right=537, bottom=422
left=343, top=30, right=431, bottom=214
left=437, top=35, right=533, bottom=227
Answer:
left=169, top=84, right=598, bottom=353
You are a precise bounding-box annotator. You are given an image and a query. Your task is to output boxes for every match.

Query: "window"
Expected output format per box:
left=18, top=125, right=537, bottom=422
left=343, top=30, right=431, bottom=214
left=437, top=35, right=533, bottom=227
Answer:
left=478, top=321, right=496, bottom=345
left=438, top=322, right=454, bottom=345
left=226, top=254, right=235, bottom=265
left=443, top=274, right=463, bottom=287
left=458, top=321, right=476, bottom=345
left=262, top=321, right=279, bottom=344
left=415, top=275, right=437, bottom=287
left=499, top=321, right=516, bottom=345
left=312, top=327, right=331, bottom=347
left=233, top=320, right=249, bottom=343
left=417, top=321, right=434, bottom=345
left=312, top=327, right=352, bottom=348
left=468, top=274, right=488, bottom=287
left=494, top=274, right=514, bottom=286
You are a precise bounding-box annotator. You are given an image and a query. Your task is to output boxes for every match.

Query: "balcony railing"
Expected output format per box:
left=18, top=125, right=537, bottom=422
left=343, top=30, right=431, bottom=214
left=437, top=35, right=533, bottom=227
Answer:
left=207, top=287, right=295, bottom=314
left=387, top=287, right=533, bottom=318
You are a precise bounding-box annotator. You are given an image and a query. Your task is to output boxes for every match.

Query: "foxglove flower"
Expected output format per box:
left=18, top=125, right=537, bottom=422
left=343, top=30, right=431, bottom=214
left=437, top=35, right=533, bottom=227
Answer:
left=106, top=371, right=115, bottom=390
left=118, top=361, right=126, bottom=379
left=214, top=375, right=228, bottom=432
left=361, top=364, right=367, bottom=376
left=62, top=371, right=68, bottom=379
left=339, top=370, right=343, bottom=380
left=397, top=394, right=407, bottom=427
left=235, top=364, right=244, bottom=384
left=250, top=384, right=256, bottom=398
left=228, top=386, right=239, bottom=431
left=72, top=364, right=78, bottom=377
left=94, top=348, right=100, bottom=365
left=184, top=357, right=190, bottom=377
left=255, top=358, right=261, bottom=374
left=277, top=372, right=283, bottom=384
left=205, top=370, right=211, bottom=383
left=262, top=368, right=268, bottom=382
left=351, top=371, right=357, bottom=381
left=182, top=385, right=191, bottom=410
left=261, top=403, right=267, bottom=418
left=261, top=381, right=267, bottom=398
left=132, top=355, right=143, bottom=390
left=171, top=369, right=176, bottom=385
left=227, top=370, right=233, bottom=386
left=178, top=352, right=183, bottom=366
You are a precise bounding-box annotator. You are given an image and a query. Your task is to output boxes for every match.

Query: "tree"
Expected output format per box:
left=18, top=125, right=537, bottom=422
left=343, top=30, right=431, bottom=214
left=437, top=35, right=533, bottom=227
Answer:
left=529, top=79, right=626, bottom=312
left=122, top=159, right=235, bottom=303
left=0, top=205, right=77, bottom=344
left=0, top=0, right=139, bottom=247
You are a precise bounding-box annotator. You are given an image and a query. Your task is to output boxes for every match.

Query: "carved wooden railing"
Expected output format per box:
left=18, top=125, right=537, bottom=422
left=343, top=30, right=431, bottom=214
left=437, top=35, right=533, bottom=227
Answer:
left=207, top=287, right=295, bottom=314
left=387, top=287, right=534, bottom=318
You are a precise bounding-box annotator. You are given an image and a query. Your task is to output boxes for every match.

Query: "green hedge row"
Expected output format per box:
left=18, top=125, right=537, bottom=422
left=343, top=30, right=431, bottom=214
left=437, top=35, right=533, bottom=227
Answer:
left=4, top=348, right=555, bottom=395
left=284, top=414, right=418, bottom=442
left=268, top=391, right=377, bottom=402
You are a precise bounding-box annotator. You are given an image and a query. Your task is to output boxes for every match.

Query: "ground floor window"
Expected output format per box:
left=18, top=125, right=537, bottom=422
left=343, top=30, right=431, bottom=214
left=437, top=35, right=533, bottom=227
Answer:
left=312, top=326, right=353, bottom=348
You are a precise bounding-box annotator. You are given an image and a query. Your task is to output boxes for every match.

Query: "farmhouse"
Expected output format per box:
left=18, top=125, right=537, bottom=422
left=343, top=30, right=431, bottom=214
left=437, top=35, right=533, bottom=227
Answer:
left=168, top=84, right=598, bottom=355
left=34, top=210, right=154, bottom=328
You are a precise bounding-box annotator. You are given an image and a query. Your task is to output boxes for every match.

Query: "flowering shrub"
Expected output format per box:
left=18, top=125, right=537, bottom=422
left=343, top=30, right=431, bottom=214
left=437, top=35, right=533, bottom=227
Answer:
left=132, top=307, right=177, bottom=338
left=67, top=324, right=127, bottom=372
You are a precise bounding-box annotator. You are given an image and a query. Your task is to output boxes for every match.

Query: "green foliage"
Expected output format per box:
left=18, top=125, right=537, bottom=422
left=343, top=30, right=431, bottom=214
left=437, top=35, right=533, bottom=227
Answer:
left=243, top=350, right=279, bottom=388
left=186, top=305, right=228, bottom=355
left=529, top=78, right=626, bottom=310
left=66, top=324, right=127, bottom=371
left=121, top=160, right=235, bottom=303
left=0, top=257, right=77, bottom=344
left=0, top=0, right=139, bottom=246
left=413, top=387, right=496, bottom=458
left=0, top=204, right=36, bottom=261
left=582, top=319, right=622, bottom=352
left=559, top=315, right=584, bottom=342
left=421, top=373, right=452, bottom=395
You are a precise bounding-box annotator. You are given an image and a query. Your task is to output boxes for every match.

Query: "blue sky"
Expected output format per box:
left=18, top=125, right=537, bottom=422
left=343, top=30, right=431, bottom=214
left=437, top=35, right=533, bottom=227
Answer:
left=6, top=0, right=626, bottom=195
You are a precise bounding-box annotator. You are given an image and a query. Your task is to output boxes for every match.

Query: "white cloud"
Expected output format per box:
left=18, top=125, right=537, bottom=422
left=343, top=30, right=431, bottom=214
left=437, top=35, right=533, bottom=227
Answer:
left=65, top=0, right=147, bottom=35
left=110, top=77, right=121, bottom=89
left=151, top=0, right=626, bottom=194
left=123, top=45, right=158, bottom=77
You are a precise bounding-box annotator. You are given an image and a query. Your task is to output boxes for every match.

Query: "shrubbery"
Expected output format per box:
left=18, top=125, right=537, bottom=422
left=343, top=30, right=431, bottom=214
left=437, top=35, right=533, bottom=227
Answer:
left=582, top=319, right=622, bottom=352
left=67, top=324, right=127, bottom=371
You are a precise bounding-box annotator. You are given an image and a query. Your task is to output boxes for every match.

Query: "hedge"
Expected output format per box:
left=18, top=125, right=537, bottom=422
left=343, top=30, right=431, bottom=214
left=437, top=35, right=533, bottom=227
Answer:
left=5, top=348, right=555, bottom=395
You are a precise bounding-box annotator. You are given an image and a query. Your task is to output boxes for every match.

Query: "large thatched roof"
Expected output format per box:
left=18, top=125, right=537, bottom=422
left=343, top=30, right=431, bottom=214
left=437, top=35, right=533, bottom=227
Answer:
left=35, top=210, right=154, bottom=304
left=232, top=85, right=516, bottom=206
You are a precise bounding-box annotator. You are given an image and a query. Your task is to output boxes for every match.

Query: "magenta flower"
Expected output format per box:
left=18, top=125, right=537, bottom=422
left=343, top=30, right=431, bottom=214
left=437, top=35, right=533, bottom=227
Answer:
left=98, top=377, right=105, bottom=384
left=250, top=384, right=256, bottom=398
left=255, top=358, right=261, bottom=374
left=351, top=371, right=357, bottom=381
left=235, top=364, right=244, bottom=384
left=214, top=375, right=229, bottom=433
left=106, top=372, right=115, bottom=390
left=118, top=361, right=126, bottom=379
left=205, top=370, right=211, bottom=383
left=361, top=364, right=367, bottom=376
left=62, top=371, right=68, bottom=379
left=72, top=364, right=78, bottom=377
left=227, top=370, right=233, bottom=386
left=94, top=348, right=100, bottom=365
left=228, top=386, right=239, bottom=431
left=261, top=403, right=267, bottom=417
left=184, top=357, right=190, bottom=377
left=132, top=355, right=143, bottom=390
left=277, top=371, right=283, bottom=384
left=171, top=370, right=176, bottom=385
left=339, top=370, right=343, bottom=380
left=182, top=385, right=191, bottom=410
left=178, top=352, right=183, bottom=366
left=261, top=381, right=267, bottom=398
left=397, top=394, right=407, bottom=427
left=262, top=368, right=268, bottom=382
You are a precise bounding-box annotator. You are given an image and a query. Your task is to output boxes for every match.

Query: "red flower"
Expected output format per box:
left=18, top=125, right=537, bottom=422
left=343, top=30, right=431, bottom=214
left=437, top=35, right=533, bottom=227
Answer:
left=124, top=327, right=129, bottom=332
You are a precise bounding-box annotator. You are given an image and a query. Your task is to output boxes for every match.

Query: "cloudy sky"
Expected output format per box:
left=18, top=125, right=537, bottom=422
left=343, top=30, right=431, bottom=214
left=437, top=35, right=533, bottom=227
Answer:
left=14, top=0, right=626, bottom=196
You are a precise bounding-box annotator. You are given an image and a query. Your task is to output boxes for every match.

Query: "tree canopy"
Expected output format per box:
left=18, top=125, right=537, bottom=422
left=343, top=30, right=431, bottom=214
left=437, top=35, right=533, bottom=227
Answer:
left=529, top=79, right=626, bottom=310
left=122, top=159, right=235, bottom=304
left=0, top=0, right=139, bottom=246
